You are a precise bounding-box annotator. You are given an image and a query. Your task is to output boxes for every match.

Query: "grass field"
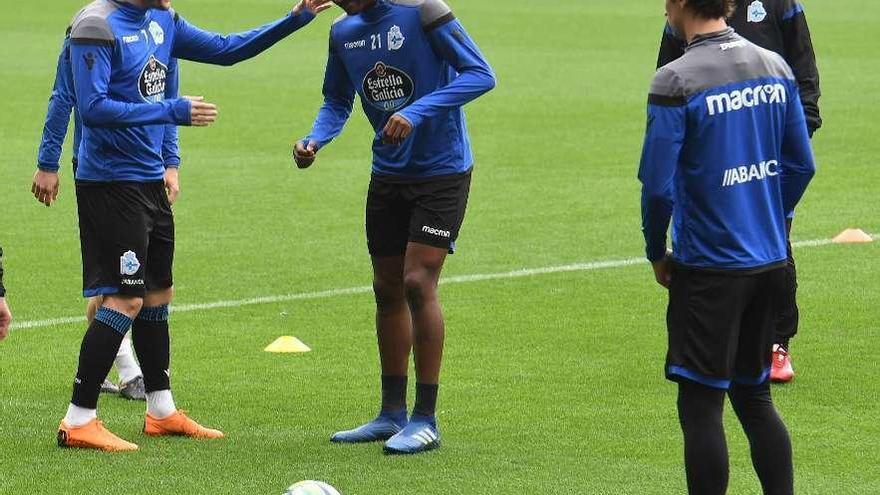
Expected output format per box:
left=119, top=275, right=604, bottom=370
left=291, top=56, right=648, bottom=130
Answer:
left=1, top=0, right=879, bottom=493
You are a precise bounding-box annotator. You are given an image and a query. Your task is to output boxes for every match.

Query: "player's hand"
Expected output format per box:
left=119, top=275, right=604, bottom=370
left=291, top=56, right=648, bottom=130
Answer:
left=31, top=170, right=60, bottom=207
left=294, top=140, right=318, bottom=169
left=652, top=255, right=673, bottom=289
left=293, top=0, right=334, bottom=15
left=382, top=114, right=413, bottom=146
left=184, top=96, right=218, bottom=127
left=164, top=167, right=180, bottom=206
left=0, top=298, right=11, bottom=342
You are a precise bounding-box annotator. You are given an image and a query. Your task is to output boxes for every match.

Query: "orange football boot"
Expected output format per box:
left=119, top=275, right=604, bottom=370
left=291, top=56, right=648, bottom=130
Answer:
left=770, top=344, right=795, bottom=383
left=143, top=410, right=224, bottom=439
left=57, top=419, right=139, bottom=452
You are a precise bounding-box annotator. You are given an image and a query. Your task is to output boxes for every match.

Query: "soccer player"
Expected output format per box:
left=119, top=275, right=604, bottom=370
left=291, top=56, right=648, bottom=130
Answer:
left=37, top=0, right=332, bottom=452
left=657, top=0, right=822, bottom=383
left=294, top=0, right=495, bottom=455
left=0, top=247, right=10, bottom=342
left=640, top=0, right=815, bottom=492
left=32, top=24, right=184, bottom=401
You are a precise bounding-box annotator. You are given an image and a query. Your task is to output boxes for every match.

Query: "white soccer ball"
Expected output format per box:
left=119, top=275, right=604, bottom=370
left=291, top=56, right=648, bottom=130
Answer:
left=282, top=480, right=341, bottom=495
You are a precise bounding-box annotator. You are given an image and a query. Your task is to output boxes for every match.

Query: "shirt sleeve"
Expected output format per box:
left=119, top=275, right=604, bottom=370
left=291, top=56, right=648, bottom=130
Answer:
left=37, top=38, right=76, bottom=172
left=305, top=37, right=356, bottom=150
left=171, top=10, right=314, bottom=66
left=70, top=41, right=191, bottom=128
left=639, top=69, right=686, bottom=262
left=395, top=18, right=496, bottom=129
left=779, top=1, right=821, bottom=135
left=163, top=58, right=181, bottom=168
left=779, top=81, right=816, bottom=216
left=657, top=23, right=686, bottom=69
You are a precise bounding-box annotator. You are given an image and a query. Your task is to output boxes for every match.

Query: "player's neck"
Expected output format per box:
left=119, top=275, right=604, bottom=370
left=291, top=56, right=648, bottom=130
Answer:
left=682, top=18, right=728, bottom=44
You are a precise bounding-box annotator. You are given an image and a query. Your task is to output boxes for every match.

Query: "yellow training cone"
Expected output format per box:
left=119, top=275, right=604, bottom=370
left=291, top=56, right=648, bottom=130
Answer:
left=832, top=228, right=874, bottom=244
left=264, top=336, right=312, bottom=353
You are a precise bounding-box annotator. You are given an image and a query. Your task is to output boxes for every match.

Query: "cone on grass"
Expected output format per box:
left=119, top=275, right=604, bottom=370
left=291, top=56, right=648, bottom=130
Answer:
left=832, top=228, right=874, bottom=244
left=264, top=336, right=312, bottom=353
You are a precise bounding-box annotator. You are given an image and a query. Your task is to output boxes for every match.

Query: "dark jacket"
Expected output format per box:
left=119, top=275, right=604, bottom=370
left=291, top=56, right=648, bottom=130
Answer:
left=657, top=0, right=822, bottom=135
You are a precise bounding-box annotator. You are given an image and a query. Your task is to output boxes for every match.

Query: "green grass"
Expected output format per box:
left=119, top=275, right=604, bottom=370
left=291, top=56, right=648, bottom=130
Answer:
left=1, top=0, right=879, bottom=493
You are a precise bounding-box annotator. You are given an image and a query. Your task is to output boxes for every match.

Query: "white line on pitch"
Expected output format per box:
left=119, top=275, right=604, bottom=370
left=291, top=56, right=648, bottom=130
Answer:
left=8, top=234, right=874, bottom=331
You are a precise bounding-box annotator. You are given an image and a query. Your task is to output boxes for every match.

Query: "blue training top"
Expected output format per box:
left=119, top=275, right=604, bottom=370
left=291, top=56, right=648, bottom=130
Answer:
left=639, top=28, right=815, bottom=270
left=305, top=0, right=496, bottom=178
left=68, top=0, right=316, bottom=182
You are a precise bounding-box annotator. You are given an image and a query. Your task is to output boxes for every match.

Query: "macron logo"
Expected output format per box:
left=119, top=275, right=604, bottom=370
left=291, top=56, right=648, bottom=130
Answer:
left=422, top=226, right=451, bottom=238
left=706, top=83, right=786, bottom=116
left=722, top=160, right=779, bottom=187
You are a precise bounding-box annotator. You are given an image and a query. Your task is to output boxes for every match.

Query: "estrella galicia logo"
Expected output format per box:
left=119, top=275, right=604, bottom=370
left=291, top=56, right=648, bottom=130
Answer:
left=362, top=62, right=414, bottom=112
left=120, top=250, right=141, bottom=276
left=83, top=52, right=96, bottom=70
left=138, top=55, right=168, bottom=103
left=747, top=0, right=767, bottom=23
left=387, top=25, right=405, bottom=51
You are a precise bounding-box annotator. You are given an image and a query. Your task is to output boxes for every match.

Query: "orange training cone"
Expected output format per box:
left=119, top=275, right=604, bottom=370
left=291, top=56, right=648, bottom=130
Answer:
left=832, top=228, right=874, bottom=244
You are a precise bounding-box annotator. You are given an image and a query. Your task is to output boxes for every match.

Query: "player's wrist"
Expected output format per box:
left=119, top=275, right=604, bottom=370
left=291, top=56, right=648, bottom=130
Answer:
left=37, top=163, right=60, bottom=173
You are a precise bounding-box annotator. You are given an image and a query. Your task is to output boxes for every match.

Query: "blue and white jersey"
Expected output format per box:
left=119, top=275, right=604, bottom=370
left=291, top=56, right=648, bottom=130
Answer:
left=305, top=0, right=496, bottom=178
left=37, top=29, right=180, bottom=172
left=639, top=28, right=815, bottom=270
left=69, top=0, right=316, bottom=182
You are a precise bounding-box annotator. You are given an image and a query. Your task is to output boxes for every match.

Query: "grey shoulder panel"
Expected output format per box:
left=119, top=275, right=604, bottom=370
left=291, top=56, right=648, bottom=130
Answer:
left=168, top=7, right=180, bottom=22
left=332, top=13, right=349, bottom=26
left=671, top=40, right=795, bottom=98
left=391, top=0, right=454, bottom=30
left=70, top=0, right=117, bottom=45
left=649, top=67, right=686, bottom=106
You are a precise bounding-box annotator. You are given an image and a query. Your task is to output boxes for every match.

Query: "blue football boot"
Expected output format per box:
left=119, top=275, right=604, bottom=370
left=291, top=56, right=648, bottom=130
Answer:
left=330, top=410, right=407, bottom=444
left=383, top=415, right=441, bottom=455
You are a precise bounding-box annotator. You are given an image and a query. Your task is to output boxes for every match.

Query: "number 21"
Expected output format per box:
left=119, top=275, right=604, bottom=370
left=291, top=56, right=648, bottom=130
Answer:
left=371, top=33, right=382, bottom=50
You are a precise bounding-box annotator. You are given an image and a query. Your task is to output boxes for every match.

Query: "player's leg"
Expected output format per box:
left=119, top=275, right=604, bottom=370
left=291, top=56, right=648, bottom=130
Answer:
left=58, top=182, right=147, bottom=452
left=332, top=179, right=411, bottom=444
left=771, top=219, right=798, bottom=383
left=88, top=296, right=121, bottom=395
left=136, top=182, right=222, bottom=439
left=677, top=381, right=729, bottom=495
left=384, top=174, right=470, bottom=455
left=731, top=268, right=794, bottom=494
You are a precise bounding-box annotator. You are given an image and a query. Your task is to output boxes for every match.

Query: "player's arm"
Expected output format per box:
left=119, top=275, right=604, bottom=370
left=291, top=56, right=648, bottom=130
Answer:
left=163, top=58, right=182, bottom=205
left=779, top=82, right=816, bottom=216
left=779, top=1, right=821, bottom=136
left=638, top=69, right=686, bottom=288
left=0, top=246, right=10, bottom=341
left=295, top=38, right=356, bottom=169
left=32, top=37, right=75, bottom=207
left=387, top=7, right=496, bottom=144
left=69, top=17, right=208, bottom=128
left=171, top=1, right=331, bottom=67
left=657, top=22, right=686, bottom=69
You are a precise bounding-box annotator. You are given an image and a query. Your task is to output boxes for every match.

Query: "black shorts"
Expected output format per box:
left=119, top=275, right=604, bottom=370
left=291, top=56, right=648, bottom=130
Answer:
left=76, top=181, right=174, bottom=298
left=366, top=171, right=471, bottom=257
left=665, top=264, right=787, bottom=390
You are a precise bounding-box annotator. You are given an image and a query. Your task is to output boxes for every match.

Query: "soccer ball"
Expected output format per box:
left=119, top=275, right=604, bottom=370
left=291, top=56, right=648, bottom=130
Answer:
left=282, top=480, right=341, bottom=495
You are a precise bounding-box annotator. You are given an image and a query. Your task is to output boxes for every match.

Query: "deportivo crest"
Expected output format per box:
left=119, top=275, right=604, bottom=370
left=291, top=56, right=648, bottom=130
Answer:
left=747, top=0, right=768, bottom=23
left=149, top=20, right=165, bottom=44
left=139, top=55, right=168, bottom=103
left=362, top=62, right=414, bottom=112
left=388, top=25, right=405, bottom=51
left=120, top=251, right=141, bottom=276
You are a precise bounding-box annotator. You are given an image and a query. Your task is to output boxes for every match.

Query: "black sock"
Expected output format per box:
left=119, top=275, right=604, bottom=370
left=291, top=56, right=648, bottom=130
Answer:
left=131, top=305, right=171, bottom=393
left=729, top=383, right=794, bottom=495
left=677, top=381, right=729, bottom=495
left=413, top=383, right=439, bottom=418
left=381, top=375, right=407, bottom=413
left=71, top=308, right=131, bottom=409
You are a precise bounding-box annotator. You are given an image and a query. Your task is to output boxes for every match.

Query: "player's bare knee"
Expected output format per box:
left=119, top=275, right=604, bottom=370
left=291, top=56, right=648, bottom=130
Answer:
left=403, top=271, right=435, bottom=312
left=373, top=279, right=404, bottom=311
left=103, top=295, right=144, bottom=318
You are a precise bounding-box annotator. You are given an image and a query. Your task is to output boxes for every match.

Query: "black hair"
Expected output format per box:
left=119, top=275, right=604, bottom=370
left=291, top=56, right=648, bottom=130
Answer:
left=685, top=0, right=736, bottom=19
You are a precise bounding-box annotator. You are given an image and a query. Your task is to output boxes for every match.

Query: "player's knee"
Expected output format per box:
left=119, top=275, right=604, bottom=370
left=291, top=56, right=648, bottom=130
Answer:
left=103, top=296, right=144, bottom=318
left=373, top=278, right=404, bottom=310
left=403, top=271, right=435, bottom=312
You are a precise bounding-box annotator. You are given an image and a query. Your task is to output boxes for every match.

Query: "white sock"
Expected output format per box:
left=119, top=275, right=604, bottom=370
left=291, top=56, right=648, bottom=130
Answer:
left=115, top=334, right=142, bottom=385
left=63, top=403, right=97, bottom=428
left=146, top=390, right=176, bottom=419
